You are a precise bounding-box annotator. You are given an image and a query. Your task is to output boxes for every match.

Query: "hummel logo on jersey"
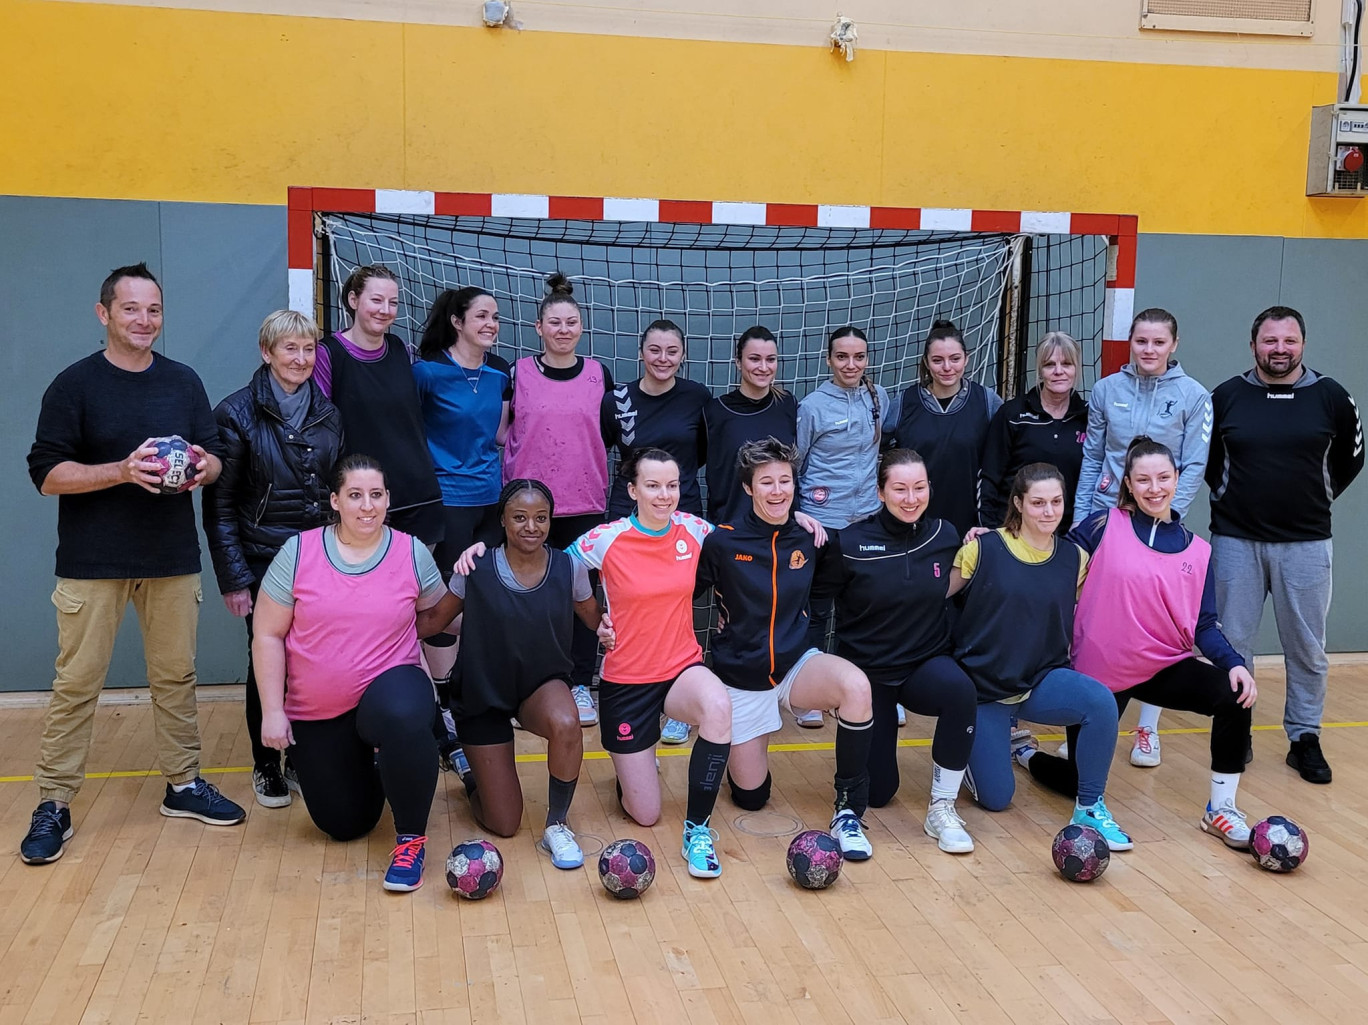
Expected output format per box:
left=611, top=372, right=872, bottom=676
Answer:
left=734, top=553, right=753, bottom=562
left=1266, top=393, right=1294, bottom=400
left=858, top=544, right=886, bottom=552
left=789, top=551, right=807, bottom=570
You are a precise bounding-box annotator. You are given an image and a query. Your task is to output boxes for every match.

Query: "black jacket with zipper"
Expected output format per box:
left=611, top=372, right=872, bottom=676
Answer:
left=810, top=507, right=959, bottom=684
left=696, top=508, right=815, bottom=691
left=978, top=386, right=1088, bottom=529
left=202, top=365, right=344, bottom=593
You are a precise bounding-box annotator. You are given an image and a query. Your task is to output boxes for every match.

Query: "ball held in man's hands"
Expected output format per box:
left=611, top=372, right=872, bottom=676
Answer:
left=147, top=435, right=196, bottom=494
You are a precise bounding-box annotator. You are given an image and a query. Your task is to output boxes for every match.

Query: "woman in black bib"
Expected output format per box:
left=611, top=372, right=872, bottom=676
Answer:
left=420, top=479, right=607, bottom=871
left=887, top=319, right=1002, bottom=536
left=947, top=463, right=1133, bottom=852
left=703, top=326, right=798, bottom=525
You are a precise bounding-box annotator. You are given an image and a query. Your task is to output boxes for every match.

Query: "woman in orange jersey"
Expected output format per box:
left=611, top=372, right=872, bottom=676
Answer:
left=571, top=448, right=733, bottom=878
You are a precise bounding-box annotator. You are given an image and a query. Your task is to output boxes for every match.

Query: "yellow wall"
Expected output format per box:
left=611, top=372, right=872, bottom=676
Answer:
left=3, top=0, right=1366, bottom=238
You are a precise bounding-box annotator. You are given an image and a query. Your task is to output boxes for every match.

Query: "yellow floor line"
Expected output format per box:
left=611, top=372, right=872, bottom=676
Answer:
left=1, top=721, right=1363, bottom=783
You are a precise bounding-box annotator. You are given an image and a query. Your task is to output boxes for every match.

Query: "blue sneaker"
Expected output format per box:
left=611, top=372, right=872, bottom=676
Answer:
left=660, top=718, right=690, bottom=745
left=538, top=823, right=584, bottom=869
left=20, top=801, right=73, bottom=864
left=681, top=818, right=722, bottom=878
left=160, top=779, right=246, bottom=826
left=1071, top=798, right=1134, bottom=851
left=383, top=834, right=427, bottom=891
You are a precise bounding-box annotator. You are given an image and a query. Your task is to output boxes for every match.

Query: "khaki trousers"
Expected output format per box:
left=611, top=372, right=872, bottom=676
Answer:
left=37, top=575, right=204, bottom=803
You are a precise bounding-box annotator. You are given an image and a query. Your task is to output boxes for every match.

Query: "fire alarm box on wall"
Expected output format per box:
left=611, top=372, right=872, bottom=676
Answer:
left=1307, top=104, right=1368, bottom=197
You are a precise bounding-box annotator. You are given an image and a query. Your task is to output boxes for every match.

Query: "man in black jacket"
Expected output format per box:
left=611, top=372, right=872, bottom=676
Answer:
left=1206, top=306, right=1363, bottom=784
left=203, top=309, right=344, bottom=807
left=696, top=438, right=876, bottom=859
left=21, top=263, right=246, bottom=865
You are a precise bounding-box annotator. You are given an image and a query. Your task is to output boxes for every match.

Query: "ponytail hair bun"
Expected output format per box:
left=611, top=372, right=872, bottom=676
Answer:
left=538, top=271, right=581, bottom=318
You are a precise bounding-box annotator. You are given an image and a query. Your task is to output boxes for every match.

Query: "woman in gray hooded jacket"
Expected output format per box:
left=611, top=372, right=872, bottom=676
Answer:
left=795, top=327, right=890, bottom=726
left=1070, top=306, right=1213, bottom=770
left=797, top=327, right=889, bottom=531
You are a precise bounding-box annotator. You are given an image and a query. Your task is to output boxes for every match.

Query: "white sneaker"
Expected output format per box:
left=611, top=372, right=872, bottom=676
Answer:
left=571, top=685, right=598, bottom=727
left=1200, top=802, right=1252, bottom=850
left=795, top=708, right=824, bottom=729
left=1130, top=726, right=1161, bottom=767
left=1056, top=740, right=1069, bottom=759
left=830, top=809, right=872, bottom=860
left=896, top=704, right=907, bottom=727
left=923, top=798, right=974, bottom=854
left=538, top=823, right=585, bottom=869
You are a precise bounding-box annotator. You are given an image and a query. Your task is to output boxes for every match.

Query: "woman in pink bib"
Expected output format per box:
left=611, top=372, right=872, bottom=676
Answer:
left=252, top=455, right=450, bottom=893
left=502, top=273, right=612, bottom=725
left=1022, top=437, right=1259, bottom=852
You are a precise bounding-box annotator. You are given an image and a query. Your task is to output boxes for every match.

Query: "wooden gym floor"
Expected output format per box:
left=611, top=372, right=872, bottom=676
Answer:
left=2, top=663, right=1367, bottom=1025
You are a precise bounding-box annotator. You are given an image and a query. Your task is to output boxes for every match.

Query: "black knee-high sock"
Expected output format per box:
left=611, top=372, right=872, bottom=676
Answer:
left=834, top=715, right=874, bottom=816
left=685, top=738, right=731, bottom=825
left=546, top=773, right=577, bottom=827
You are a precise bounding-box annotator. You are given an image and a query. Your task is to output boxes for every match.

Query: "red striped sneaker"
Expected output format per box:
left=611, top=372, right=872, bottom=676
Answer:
left=1200, top=803, right=1251, bottom=850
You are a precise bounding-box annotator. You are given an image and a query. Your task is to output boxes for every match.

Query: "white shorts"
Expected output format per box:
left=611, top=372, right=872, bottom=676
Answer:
left=727, top=648, right=823, bottom=746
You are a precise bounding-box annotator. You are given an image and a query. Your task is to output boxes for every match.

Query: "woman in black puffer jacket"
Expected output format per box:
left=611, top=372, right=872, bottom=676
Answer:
left=203, top=310, right=343, bottom=808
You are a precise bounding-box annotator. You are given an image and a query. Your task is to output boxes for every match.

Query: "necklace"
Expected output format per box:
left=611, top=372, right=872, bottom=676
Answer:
left=450, top=347, right=485, bottom=393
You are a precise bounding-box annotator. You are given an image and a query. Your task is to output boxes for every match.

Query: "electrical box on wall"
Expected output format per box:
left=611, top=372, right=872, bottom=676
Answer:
left=1307, top=104, right=1368, bottom=197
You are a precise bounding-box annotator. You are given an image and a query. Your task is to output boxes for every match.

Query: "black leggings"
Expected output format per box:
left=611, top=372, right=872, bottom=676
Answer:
left=868, top=655, right=979, bottom=808
left=548, top=513, right=604, bottom=690
left=242, top=571, right=274, bottom=770
left=288, top=665, right=439, bottom=841
left=1028, top=657, right=1252, bottom=798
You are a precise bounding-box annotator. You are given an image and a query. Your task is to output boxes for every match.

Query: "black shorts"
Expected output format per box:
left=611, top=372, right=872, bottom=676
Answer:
left=456, top=677, right=564, bottom=746
left=598, top=663, right=704, bottom=754
left=388, top=501, right=445, bottom=547
left=434, top=503, right=501, bottom=582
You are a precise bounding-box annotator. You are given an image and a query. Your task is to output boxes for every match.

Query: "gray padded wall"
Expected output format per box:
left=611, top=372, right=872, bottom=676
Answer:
left=1137, top=234, right=1367, bottom=655
left=1, top=204, right=1364, bottom=692
left=0, top=197, right=285, bottom=690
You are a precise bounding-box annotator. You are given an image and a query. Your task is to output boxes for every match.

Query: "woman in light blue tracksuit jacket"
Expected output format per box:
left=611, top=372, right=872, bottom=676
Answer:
left=795, top=327, right=889, bottom=724
left=797, top=327, right=889, bottom=532
left=1070, top=306, right=1213, bottom=769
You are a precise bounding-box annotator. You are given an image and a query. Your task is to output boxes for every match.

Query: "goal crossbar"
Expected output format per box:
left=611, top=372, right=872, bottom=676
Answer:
left=287, top=187, right=1138, bottom=378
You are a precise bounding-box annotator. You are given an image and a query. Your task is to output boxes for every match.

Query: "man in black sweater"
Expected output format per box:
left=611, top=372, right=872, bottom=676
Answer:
left=1206, top=305, right=1363, bottom=784
left=20, top=264, right=246, bottom=865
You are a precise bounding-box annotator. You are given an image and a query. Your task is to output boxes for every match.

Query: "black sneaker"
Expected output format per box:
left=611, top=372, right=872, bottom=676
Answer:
left=1286, top=734, right=1332, bottom=784
left=252, top=763, right=292, bottom=809
left=160, top=778, right=247, bottom=825
left=20, top=801, right=73, bottom=864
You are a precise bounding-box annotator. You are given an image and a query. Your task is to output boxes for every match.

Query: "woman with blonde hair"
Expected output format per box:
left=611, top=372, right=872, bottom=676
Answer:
left=979, top=332, right=1089, bottom=530
left=204, top=310, right=343, bottom=808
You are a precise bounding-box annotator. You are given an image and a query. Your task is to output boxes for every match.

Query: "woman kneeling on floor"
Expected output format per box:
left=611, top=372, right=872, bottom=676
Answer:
left=253, top=454, right=448, bottom=893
